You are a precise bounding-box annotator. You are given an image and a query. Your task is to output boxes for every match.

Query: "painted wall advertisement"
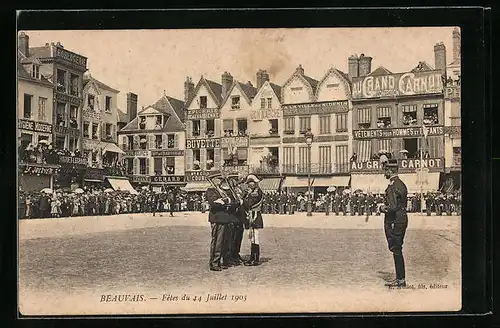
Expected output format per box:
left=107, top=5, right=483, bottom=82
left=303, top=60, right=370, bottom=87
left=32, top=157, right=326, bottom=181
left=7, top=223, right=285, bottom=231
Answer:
left=186, top=138, right=221, bottom=149
left=353, top=126, right=444, bottom=139
left=186, top=108, right=219, bottom=120
left=282, top=100, right=349, bottom=116
left=350, top=158, right=445, bottom=172
left=352, top=71, right=443, bottom=99
left=185, top=171, right=208, bottom=182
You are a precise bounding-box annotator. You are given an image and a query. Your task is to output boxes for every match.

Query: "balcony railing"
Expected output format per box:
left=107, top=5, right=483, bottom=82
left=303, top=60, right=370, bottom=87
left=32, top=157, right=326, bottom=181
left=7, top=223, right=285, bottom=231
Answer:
left=250, top=164, right=280, bottom=175
left=282, top=163, right=350, bottom=175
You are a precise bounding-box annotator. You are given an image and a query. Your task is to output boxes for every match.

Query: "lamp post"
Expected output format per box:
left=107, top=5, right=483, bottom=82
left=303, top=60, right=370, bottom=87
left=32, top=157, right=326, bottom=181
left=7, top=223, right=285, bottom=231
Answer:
left=304, top=129, right=314, bottom=217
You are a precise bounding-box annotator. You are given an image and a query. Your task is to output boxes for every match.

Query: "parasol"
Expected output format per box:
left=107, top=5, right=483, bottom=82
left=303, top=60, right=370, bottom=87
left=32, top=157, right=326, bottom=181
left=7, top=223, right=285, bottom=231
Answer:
left=343, top=189, right=351, bottom=194
left=40, top=188, right=53, bottom=194
left=38, top=139, right=49, bottom=144
left=103, top=188, right=114, bottom=193
left=73, top=188, right=84, bottom=194
left=140, top=138, right=147, bottom=143
left=378, top=149, right=388, bottom=154
left=327, top=186, right=336, bottom=192
left=354, top=189, right=363, bottom=193
left=399, top=149, right=409, bottom=153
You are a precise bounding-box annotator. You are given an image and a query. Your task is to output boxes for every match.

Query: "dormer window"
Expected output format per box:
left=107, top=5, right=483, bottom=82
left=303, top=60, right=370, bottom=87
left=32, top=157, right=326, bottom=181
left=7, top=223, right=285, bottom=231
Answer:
left=139, top=117, right=146, bottom=130
left=231, top=96, right=240, bottom=109
left=87, top=95, right=95, bottom=110
left=199, top=96, right=207, bottom=109
left=31, top=64, right=40, bottom=79
left=155, top=115, right=163, bottom=129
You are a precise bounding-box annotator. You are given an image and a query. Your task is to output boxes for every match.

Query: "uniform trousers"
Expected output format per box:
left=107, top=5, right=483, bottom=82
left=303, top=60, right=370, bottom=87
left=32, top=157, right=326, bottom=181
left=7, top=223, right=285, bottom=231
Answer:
left=384, top=213, right=408, bottom=280
left=209, top=223, right=227, bottom=268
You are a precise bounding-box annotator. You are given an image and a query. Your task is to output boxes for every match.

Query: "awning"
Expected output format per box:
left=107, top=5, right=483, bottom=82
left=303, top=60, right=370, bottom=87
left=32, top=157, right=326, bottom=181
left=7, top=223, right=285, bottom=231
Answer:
left=312, top=176, right=350, bottom=187
left=283, top=176, right=313, bottom=188
left=399, top=172, right=440, bottom=194
left=351, top=174, right=390, bottom=194
left=107, top=177, right=138, bottom=194
left=102, top=142, right=125, bottom=155
left=259, top=178, right=282, bottom=191
left=84, top=179, right=104, bottom=183
left=181, top=182, right=211, bottom=192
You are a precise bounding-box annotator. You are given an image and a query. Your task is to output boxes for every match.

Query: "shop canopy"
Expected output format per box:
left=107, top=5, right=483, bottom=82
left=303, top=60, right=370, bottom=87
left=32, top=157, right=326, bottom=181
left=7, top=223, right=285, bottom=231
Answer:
left=312, top=176, right=351, bottom=187
left=102, top=142, right=125, bottom=155
left=258, top=178, right=282, bottom=191
left=350, top=172, right=440, bottom=194
left=181, top=182, right=211, bottom=192
left=107, top=177, right=138, bottom=194
left=282, top=176, right=313, bottom=188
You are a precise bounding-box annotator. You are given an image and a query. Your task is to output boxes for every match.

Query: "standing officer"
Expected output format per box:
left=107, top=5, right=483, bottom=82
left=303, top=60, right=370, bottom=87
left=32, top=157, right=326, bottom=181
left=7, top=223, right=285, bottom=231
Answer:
left=358, top=192, right=366, bottom=216
left=379, top=159, right=408, bottom=288
left=366, top=192, right=374, bottom=216
left=242, top=174, right=264, bottom=266
left=425, top=192, right=433, bottom=216
left=351, top=192, right=358, bottom=216
left=325, top=192, right=332, bottom=216
left=333, top=192, right=341, bottom=216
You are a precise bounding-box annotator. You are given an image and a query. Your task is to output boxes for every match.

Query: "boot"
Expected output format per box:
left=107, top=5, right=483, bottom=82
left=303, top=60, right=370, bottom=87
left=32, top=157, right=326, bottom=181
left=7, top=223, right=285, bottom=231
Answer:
left=244, top=244, right=256, bottom=266
left=252, top=244, right=261, bottom=266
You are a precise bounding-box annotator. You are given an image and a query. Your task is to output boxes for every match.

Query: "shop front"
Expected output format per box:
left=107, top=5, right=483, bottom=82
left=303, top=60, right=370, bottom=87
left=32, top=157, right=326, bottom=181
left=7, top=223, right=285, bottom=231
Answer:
left=150, top=175, right=186, bottom=192
left=182, top=171, right=211, bottom=193
left=19, top=163, right=58, bottom=192
left=54, top=154, right=88, bottom=189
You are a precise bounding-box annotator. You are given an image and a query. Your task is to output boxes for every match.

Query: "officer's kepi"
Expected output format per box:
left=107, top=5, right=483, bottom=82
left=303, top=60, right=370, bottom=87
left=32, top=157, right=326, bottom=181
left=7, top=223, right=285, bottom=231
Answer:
left=383, top=159, right=398, bottom=171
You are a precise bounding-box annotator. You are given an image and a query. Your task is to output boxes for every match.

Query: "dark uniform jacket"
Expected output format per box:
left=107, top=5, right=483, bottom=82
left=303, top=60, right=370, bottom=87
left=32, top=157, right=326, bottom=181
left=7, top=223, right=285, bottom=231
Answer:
left=205, top=187, right=240, bottom=224
left=243, top=187, right=264, bottom=229
left=384, top=176, right=408, bottom=222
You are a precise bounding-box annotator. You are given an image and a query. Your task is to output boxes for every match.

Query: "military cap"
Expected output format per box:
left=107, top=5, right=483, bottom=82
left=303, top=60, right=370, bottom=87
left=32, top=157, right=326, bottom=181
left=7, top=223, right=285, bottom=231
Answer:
left=384, top=159, right=398, bottom=168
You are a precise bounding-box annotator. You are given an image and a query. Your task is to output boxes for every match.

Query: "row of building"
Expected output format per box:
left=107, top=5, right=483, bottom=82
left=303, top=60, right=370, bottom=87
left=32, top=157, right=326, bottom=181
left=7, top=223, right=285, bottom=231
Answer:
left=17, top=29, right=462, bottom=196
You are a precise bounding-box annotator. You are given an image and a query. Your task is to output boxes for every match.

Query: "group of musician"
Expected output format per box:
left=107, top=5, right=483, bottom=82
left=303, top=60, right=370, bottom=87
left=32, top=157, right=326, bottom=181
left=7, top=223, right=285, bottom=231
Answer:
left=205, top=173, right=264, bottom=271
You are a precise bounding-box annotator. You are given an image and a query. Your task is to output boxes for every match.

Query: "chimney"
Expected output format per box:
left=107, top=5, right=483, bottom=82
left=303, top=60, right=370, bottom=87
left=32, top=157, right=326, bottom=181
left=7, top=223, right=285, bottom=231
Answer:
left=184, top=76, right=195, bottom=103
left=358, top=54, right=373, bottom=77
left=56, top=42, right=63, bottom=48
left=18, top=32, right=29, bottom=57
left=256, top=69, right=270, bottom=89
left=434, top=42, right=447, bottom=74
left=126, top=92, right=138, bottom=122
left=348, top=54, right=359, bottom=79
left=296, top=64, right=305, bottom=75
left=452, top=28, right=461, bottom=62
left=221, top=72, right=233, bottom=99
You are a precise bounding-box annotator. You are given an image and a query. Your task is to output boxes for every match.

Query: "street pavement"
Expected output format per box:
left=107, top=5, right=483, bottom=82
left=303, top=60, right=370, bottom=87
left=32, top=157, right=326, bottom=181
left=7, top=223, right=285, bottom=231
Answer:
left=18, top=212, right=461, bottom=315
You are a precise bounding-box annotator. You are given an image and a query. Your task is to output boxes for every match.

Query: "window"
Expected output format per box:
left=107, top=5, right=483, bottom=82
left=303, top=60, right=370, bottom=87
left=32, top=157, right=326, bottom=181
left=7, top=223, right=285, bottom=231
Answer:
left=69, top=137, right=78, bottom=151
left=139, top=135, right=147, bottom=150
left=299, top=117, right=311, bottom=133
left=452, top=147, right=461, bottom=167
left=105, top=124, right=112, bottom=140
left=403, top=138, right=418, bottom=159
left=155, top=135, right=162, bottom=149
left=424, top=136, right=443, bottom=158
left=206, top=149, right=215, bottom=170
left=192, top=120, right=201, bottom=136
left=319, top=146, right=332, bottom=173
left=379, top=139, right=393, bottom=156
left=231, top=96, right=240, bottom=109
left=23, top=94, right=32, bottom=119
left=32, top=64, right=40, bottom=79
left=167, top=134, right=175, bottom=148
left=70, top=106, right=79, bottom=128
left=38, top=97, right=47, bottom=122
left=336, top=113, right=348, bottom=132
left=55, top=135, right=65, bottom=149
left=260, top=98, right=266, bottom=109
left=327, top=83, right=340, bottom=88
left=70, top=74, right=79, bottom=97
left=83, top=122, right=90, bottom=138
left=291, top=87, right=303, bottom=91
left=139, top=117, right=146, bottom=130
left=357, top=140, right=372, bottom=162
left=269, top=119, right=278, bottom=135
left=237, top=119, right=247, bottom=136
left=283, top=147, right=295, bottom=173
left=237, top=148, right=248, bottom=166
left=155, top=115, right=163, bottom=129
left=423, top=103, right=439, bottom=125
left=357, top=108, right=372, bottom=129
left=335, top=145, right=349, bottom=173
left=92, top=123, right=99, bottom=140
left=105, top=96, right=111, bottom=112
left=319, top=115, right=331, bottom=134
left=165, top=157, right=175, bottom=175
left=376, top=107, right=392, bottom=128
left=127, top=136, right=134, bottom=150
left=20, top=133, right=32, bottom=151
left=37, top=135, right=49, bottom=145
left=56, top=102, right=65, bottom=126
left=284, top=117, right=295, bottom=134
left=402, top=105, right=417, bottom=125
left=154, top=158, right=163, bottom=175
left=192, top=149, right=201, bottom=170
left=223, top=119, right=234, bottom=136
left=56, top=69, right=66, bottom=92
left=126, top=158, right=134, bottom=175
left=267, top=98, right=272, bottom=109
left=87, top=95, right=95, bottom=110
left=139, top=158, right=147, bottom=175
left=206, top=119, right=215, bottom=137
left=298, top=147, right=310, bottom=173
left=199, top=96, right=207, bottom=109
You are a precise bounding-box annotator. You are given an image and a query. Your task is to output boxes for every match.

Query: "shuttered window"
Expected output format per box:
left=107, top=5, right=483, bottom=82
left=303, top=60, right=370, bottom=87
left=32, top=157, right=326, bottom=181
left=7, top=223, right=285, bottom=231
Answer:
left=335, top=145, right=349, bottom=173
left=378, top=139, right=392, bottom=153
left=237, top=148, right=248, bottom=160
left=223, top=119, right=234, bottom=132
left=284, top=117, right=295, bottom=133
left=186, top=120, right=193, bottom=138
left=319, top=115, right=331, bottom=134
left=174, top=133, right=179, bottom=148
left=299, top=117, right=311, bottom=133
left=336, top=113, right=348, bottom=132
left=424, top=136, right=443, bottom=158
left=319, top=146, right=332, bottom=173
left=376, top=106, right=391, bottom=118
left=283, top=147, right=295, bottom=173
left=154, top=157, right=162, bottom=175
left=402, top=105, right=417, bottom=112
left=214, top=148, right=221, bottom=170
left=357, top=140, right=372, bottom=162
left=185, top=149, right=193, bottom=171
left=357, top=108, right=371, bottom=124
left=298, top=146, right=310, bottom=173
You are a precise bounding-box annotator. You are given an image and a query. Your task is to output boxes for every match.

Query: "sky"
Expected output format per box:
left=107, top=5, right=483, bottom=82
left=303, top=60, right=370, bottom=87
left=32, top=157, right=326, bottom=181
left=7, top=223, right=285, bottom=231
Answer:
left=22, top=27, right=457, bottom=112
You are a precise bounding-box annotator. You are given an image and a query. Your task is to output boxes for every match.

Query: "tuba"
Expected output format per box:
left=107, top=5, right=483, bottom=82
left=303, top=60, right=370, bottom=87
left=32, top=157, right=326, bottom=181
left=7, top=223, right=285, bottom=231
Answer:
left=206, top=171, right=242, bottom=203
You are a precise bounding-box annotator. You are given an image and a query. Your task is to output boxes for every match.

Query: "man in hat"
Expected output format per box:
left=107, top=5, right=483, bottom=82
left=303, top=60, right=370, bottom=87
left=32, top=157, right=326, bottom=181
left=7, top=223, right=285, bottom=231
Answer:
left=242, top=174, right=264, bottom=266
left=379, top=159, right=409, bottom=288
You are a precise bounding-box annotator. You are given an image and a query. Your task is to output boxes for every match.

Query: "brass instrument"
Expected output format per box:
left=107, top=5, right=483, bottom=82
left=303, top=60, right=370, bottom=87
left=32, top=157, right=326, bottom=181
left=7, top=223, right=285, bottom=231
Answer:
left=206, top=172, right=242, bottom=203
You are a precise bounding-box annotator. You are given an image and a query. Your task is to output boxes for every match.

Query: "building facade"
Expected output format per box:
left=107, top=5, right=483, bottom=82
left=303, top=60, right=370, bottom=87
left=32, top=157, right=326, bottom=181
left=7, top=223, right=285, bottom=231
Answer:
left=350, top=44, right=447, bottom=194
left=280, top=65, right=352, bottom=194
left=183, top=76, right=223, bottom=192
left=118, top=94, right=186, bottom=191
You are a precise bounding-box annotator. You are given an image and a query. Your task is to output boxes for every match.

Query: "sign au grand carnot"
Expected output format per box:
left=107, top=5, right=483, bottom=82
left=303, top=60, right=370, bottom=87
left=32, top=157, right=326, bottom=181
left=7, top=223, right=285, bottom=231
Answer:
left=352, top=71, right=443, bottom=99
left=350, top=158, right=444, bottom=172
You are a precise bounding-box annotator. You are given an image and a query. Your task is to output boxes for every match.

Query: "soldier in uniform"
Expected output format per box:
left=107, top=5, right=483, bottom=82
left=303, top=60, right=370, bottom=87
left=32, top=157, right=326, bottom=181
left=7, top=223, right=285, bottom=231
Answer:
left=425, top=192, right=433, bottom=216
left=379, top=159, right=408, bottom=288
left=242, top=174, right=264, bottom=266
left=279, top=191, right=287, bottom=214
left=436, top=194, right=443, bottom=216
left=325, top=192, right=332, bottom=216
left=445, top=194, right=452, bottom=216
left=358, top=192, right=366, bottom=216
left=366, top=192, right=374, bottom=216
left=350, top=192, right=358, bottom=216
left=333, top=192, right=341, bottom=216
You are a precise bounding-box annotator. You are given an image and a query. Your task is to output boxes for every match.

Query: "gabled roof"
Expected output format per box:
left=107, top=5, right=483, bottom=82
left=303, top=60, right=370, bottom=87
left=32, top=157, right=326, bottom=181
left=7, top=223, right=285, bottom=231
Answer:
left=302, top=75, right=319, bottom=94
left=368, top=66, right=393, bottom=76
left=117, top=109, right=129, bottom=124
left=120, top=116, right=139, bottom=131
left=411, top=61, right=434, bottom=72
left=145, top=94, right=185, bottom=123
left=83, top=74, right=119, bottom=93
left=164, top=114, right=185, bottom=132
left=28, top=46, right=51, bottom=59
left=281, top=67, right=319, bottom=102
left=186, top=76, right=223, bottom=108
left=315, top=67, right=352, bottom=100
left=221, top=80, right=257, bottom=107
left=165, top=96, right=186, bottom=123
left=83, top=77, right=102, bottom=96
left=17, top=60, right=53, bottom=87
left=448, top=58, right=461, bottom=67
left=269, top=83, right=282, bottom=102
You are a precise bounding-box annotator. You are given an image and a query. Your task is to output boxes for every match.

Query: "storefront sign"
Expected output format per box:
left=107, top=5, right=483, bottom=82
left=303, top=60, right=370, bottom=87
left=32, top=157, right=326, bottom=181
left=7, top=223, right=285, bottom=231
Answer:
left=186, top=138, right=221, bottom=149
left=353, top=126, right=444, bottom=139
left=55, top=92, right=82, bottom=106
left=82, top=139, right=99, bottom=150
left=55, top=46, right=87, bottom=68
left=125, top=150, right=149, bottom=157
left=85, top=168, right=104, bottom=181
left=221, top=165, right=249, bottom=175
left=221, top=136, right=249, bottom=148
left=23, top=164, right=57, bottom=175
left=350, top=158, right=444, bottom=172
left=352, top=71, right=443, bottom=99
left=59, top=155, right=87, bottom=166
left=150, top=149, right=185, bottom=157
left=185, top=171, right=208, bottom=182
left=18, top=119, right=52, bottom=133
left=55, top=125, right=80, bottom=137
left=129, top=175, right=150, bottom=183
left=250, top=109, right=281, bottom=121
left=445, top=86, right=460, bottom=99
left=151, top=175, right=185, bottom=183
left=82, top=108, right=101, bottom=121
left=186, top=108, right=219, bottom=120
left=282, top=101, right=349, bottom=116
left=444, top=126, right=461, bottom=136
